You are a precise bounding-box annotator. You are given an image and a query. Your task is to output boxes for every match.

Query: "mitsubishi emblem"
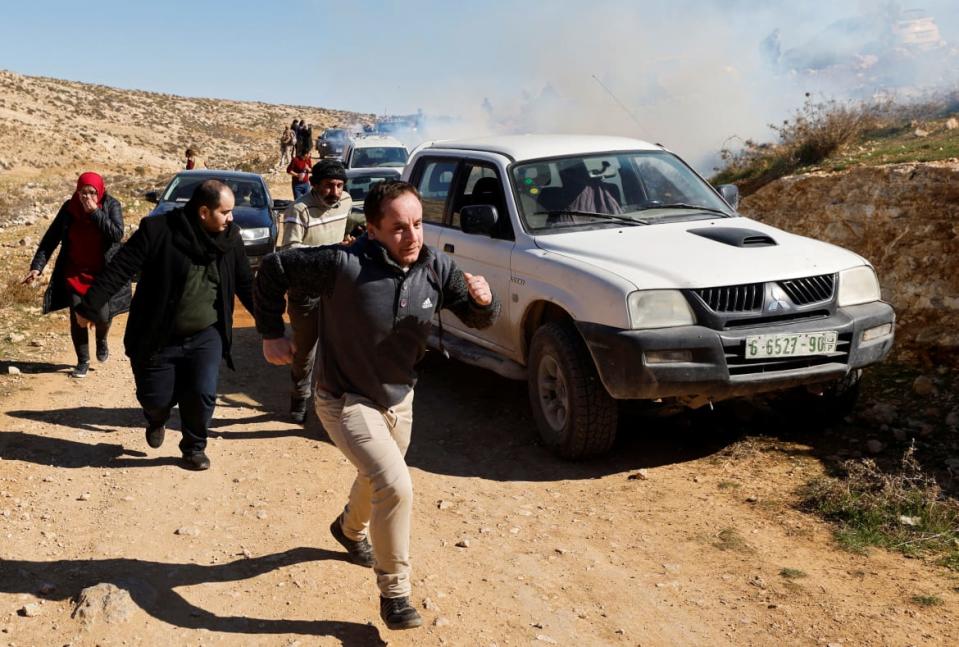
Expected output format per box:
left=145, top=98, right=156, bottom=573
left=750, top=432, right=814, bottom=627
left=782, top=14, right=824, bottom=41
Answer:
left=766, top=285, right=791, bottom=313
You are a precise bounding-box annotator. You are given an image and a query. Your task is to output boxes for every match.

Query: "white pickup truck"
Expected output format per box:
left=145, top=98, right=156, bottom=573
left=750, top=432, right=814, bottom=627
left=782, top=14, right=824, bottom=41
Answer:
left=402, top=135, right=895, bottom=458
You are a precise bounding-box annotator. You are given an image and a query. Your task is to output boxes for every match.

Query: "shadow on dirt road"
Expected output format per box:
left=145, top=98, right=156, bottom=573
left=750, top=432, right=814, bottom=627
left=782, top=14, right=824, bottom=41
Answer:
left=0, top=547, right=386, bottom=644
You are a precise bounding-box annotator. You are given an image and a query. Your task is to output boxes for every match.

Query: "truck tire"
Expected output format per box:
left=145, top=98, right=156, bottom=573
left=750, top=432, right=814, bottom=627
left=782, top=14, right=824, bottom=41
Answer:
left=527, top=322, right=617, bottom=459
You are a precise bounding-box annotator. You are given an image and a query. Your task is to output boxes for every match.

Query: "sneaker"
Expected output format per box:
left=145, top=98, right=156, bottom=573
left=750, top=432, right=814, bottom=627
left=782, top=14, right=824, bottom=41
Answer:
left=145, top=424, right=165, bottom=449
left=95, top=338, right=109, bottom=362
left=379, top=596, right=422, bottom=630
left=181, top=451, right=211, bottom=471
left=329, top=515, right=375, bottom=567
left=290, top=397, right=308, bottom=425
left=70, top=362, right=89, bottom=379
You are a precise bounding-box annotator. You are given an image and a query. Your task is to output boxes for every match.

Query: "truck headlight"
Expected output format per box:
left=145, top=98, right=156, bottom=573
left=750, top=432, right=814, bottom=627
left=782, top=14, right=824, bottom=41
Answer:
left=837, top=266, right=881, bottom=306
left=627, top=290, right=695, bottom=329
left=240, top=227, right=271, bottom=244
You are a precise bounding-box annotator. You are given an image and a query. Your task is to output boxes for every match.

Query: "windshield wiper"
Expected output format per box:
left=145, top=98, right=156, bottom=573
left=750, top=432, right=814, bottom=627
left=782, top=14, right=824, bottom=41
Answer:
left=532, top=210, right=647, bottom=226
left=637, top=203, right=731, bottom=216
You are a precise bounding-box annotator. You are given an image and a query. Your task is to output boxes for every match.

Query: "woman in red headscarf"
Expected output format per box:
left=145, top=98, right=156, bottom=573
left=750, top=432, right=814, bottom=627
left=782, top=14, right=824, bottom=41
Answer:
left=23, top=172, right=132, bottom=378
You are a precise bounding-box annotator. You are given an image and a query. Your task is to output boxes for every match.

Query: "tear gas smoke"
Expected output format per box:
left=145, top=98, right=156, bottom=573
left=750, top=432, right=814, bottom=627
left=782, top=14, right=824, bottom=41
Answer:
left=388, top=1, right=959, bottom=172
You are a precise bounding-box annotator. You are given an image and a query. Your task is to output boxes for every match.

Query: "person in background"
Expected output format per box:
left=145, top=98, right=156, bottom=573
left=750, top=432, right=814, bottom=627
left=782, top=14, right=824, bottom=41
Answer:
left=286, top=149, right=312, bottom=200
left=75, top=180, right=254, bottom=472
left=296, top=121, right=312, bottom=157
left=254, top=180, right=498, bottom=630
left=23, top=172, right=131, bottom=378
left=279, top=123, right=295, bottom=169
left=185, top=148, right=198, bottom=170
left=277, top=159, right=357, bottom=424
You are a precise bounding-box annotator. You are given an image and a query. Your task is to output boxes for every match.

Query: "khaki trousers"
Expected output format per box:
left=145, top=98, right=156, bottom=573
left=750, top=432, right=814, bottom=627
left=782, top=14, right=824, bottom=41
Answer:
left=314, top=388, right=415, bottom=598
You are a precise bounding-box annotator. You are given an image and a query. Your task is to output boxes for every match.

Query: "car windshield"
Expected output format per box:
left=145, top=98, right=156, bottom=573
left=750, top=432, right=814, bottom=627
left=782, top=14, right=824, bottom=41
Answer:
left=162, top=176, right=266, bottom=208
left=511, top=151, right=733, bottom=232
left=323, top=129, right=347, bottom=141
left=346, top=174, right=398, bottom=202
left=352, top=147, right=408, bottom=168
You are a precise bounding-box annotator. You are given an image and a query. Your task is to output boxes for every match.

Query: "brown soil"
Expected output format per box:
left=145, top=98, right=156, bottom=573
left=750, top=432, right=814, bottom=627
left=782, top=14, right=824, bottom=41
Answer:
left=1, top=305, right=958, bottom=646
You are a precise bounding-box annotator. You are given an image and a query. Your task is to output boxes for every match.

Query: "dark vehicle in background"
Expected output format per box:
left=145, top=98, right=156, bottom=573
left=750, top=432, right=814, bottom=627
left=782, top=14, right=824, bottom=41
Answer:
left=345, top=168, right=402, bottom=216
left=316, top=128, right=350, bottom=159
left=144, top=170, right=291, bottom=268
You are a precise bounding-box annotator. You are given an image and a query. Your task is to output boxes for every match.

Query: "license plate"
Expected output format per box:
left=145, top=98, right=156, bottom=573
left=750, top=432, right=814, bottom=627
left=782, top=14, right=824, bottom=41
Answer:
left=745, top=331, right=838, bottom=359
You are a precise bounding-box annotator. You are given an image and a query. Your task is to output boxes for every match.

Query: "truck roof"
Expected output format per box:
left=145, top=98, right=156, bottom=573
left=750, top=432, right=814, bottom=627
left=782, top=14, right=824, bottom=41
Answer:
left=418, top=134, right=661, bottom=162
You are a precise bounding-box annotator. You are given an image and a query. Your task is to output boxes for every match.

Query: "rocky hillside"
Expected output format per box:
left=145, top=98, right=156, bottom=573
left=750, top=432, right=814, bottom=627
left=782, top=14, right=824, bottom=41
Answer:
left=0, top=69, right=371, bottom=224
left=740, top=161, right=959, bottom=365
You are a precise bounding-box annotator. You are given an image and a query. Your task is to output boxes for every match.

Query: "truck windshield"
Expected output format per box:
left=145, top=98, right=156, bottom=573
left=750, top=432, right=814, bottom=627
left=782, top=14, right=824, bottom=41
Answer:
left=352, top=147, right=409, bottom=168
left=512, top=151, right=733, bottom=232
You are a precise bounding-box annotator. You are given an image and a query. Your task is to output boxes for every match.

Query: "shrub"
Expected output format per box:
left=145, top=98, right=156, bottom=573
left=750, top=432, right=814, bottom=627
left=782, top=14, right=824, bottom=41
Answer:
left=801, top=443, right=959, bottom=567
left=713, top=95, right=879, bottom=195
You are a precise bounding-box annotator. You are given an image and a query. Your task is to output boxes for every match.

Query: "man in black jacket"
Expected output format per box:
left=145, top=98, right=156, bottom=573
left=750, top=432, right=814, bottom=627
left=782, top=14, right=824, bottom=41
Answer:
left=76, top=180, right=255, bottom=471
left=254, top=180, right=498, bottom=631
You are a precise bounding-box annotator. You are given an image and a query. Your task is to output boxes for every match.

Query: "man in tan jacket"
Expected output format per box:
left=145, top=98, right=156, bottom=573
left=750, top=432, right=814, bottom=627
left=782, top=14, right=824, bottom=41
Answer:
left=279, top=160, right=361, bottom=423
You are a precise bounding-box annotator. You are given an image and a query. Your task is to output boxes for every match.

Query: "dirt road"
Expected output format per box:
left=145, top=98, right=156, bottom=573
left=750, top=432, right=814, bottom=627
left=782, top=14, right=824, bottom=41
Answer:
left=1, top=308, right=957, bottom=646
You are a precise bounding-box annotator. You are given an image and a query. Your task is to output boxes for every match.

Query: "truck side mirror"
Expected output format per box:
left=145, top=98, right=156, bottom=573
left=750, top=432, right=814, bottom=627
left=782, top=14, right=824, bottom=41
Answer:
left=718, top=184, right=739, bottom=209
left=460, top=205, right=498, bottom=236
left=144, top=190, right=160, bottom=204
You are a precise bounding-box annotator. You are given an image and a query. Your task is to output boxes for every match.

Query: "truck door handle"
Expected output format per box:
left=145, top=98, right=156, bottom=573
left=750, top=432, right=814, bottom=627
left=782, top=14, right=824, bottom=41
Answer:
left=443, top=243, right=455, bottom=253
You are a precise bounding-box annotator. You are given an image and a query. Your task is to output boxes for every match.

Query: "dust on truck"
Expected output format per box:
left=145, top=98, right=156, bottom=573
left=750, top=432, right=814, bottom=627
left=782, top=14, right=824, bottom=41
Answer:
left=402, top=135, right=895, bottom=458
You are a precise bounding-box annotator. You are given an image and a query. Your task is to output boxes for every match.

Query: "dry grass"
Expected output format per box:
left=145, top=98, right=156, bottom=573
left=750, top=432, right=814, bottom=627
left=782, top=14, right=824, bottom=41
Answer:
left=712, top=91, right=959, bottom=196
left=713, top=527, right=752, bottom=553
left=713, top=95, right=880, bottom=195
left=5, top=275, right=36, bottom=306
left=801, top=444, right=959, bottom=568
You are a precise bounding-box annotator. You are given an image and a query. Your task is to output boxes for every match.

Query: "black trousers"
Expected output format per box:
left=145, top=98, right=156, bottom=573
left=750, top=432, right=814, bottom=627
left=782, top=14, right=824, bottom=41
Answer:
left=287, top=292, right=321, bottom=400
left=68, top=292, right=110, bottom=364
left=131, top=325, right=222, bottom=455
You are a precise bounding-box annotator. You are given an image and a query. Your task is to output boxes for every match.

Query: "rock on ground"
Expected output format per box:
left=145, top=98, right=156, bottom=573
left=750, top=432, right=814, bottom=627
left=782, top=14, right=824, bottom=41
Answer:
left=72, top=583, right=135, bottom=625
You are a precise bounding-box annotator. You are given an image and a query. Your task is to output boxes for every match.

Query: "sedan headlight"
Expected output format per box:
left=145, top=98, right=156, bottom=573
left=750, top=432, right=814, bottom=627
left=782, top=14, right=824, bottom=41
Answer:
left=837, top=266, right=881, bottom=306
left=240, top=227, right=271, bottom=244
left=627, top=290, right=696, bottom=329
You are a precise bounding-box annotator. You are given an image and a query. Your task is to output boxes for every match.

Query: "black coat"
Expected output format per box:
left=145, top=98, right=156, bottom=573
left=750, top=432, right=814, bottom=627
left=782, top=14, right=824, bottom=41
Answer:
left=29, top=194, right=132, bottom=317
left=76, top=207, right=255, bottom=369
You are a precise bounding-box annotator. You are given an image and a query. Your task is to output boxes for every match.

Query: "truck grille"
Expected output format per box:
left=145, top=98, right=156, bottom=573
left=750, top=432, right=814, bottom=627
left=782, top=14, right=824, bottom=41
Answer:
left=776, top=274, right=835, bottom=306
left=724, top=332, right=852, bottom=376
left=692, top=283, right=763, bottom=313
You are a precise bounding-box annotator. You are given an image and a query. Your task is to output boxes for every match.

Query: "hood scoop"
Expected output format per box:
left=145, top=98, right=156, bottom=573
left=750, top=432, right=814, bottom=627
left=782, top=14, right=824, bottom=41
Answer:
left=687, top=226, right=777, bottom=247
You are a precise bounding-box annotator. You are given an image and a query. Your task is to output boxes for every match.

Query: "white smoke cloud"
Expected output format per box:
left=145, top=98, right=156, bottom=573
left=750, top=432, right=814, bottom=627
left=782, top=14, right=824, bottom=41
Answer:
left=404, top=0, right=959, bottom=171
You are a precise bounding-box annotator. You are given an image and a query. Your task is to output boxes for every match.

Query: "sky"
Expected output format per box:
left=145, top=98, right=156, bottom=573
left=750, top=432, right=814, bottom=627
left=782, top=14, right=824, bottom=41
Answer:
left=2, top=0, right=958, bottom=167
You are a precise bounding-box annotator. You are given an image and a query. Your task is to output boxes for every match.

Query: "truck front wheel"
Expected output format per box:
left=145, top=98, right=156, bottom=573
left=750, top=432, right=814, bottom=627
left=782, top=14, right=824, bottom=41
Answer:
left=527, top=322, right=617, bottom=459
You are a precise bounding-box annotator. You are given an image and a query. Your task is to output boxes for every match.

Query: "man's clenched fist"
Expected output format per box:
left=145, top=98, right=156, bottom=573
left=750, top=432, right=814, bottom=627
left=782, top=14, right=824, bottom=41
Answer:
left=463, top=272, right=492, bottom=306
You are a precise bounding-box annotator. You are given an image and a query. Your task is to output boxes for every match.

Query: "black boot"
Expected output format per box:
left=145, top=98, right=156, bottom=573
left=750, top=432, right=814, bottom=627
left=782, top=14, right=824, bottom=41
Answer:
left=290, top=396, right=308, bottom=425
left=181, top=451, right=211, bottom=471
left=145, top=424, right=166, bottom=449
left=329, top=515, right=374, bottom=567
left=379, top=596, right=422, bottom=630
left=95, top=337, right=109, bottom=362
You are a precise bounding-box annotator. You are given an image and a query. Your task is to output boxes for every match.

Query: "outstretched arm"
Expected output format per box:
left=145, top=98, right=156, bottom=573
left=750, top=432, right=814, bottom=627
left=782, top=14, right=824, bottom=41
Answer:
left=75, top=227, right=149, bottom=324
left=27, top=203, right=70, bottom=277
left=254, top=245, right=339, bottom=364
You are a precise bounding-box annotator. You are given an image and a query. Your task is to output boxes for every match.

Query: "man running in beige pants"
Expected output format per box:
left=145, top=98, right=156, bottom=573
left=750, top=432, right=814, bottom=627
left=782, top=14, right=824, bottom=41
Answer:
left=253, top=180, right=499, bottom=630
